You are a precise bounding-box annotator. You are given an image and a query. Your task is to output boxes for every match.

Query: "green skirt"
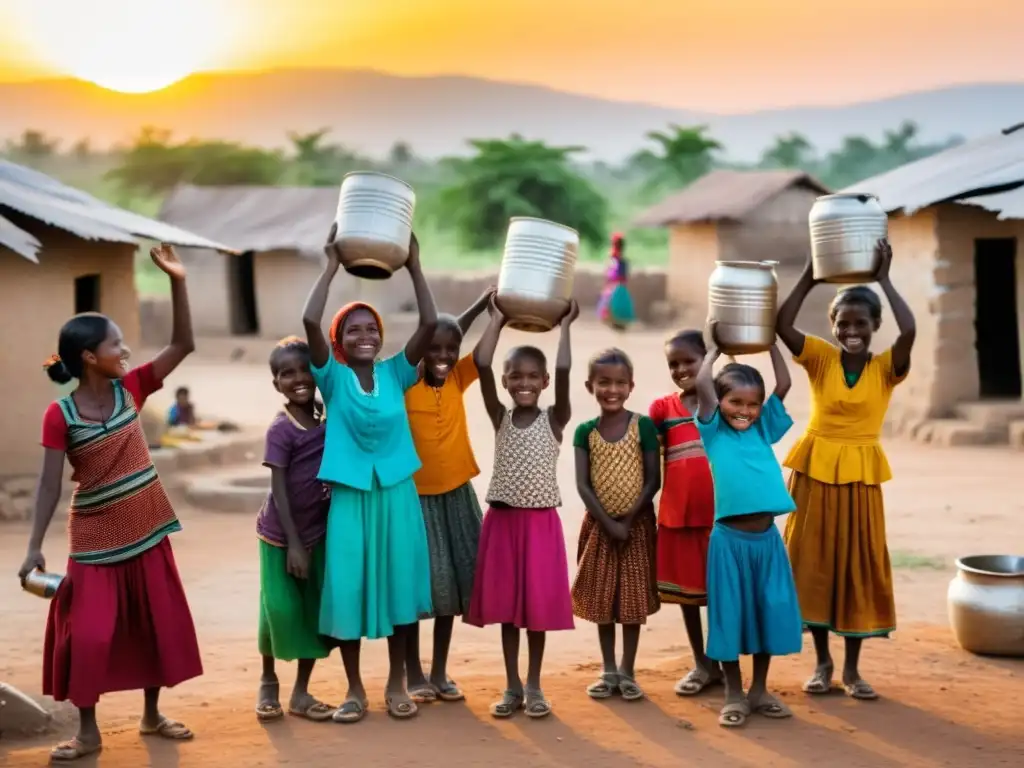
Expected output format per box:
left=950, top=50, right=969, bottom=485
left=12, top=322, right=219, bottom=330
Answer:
left=257, top=539, right=331, bottom=661
left=421, top=481, right=483, bottom=618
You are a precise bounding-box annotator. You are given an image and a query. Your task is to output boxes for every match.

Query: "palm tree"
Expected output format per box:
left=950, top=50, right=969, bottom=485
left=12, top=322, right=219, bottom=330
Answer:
left=631, top=124, right=723, bottom=189
left=760, top=133, right=815, bottom=169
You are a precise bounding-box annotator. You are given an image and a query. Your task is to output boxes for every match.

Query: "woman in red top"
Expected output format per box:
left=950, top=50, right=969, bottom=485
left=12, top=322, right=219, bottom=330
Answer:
left=648, top=330, right=722, bottom=696
left=18, top=245, right=203, bottom=762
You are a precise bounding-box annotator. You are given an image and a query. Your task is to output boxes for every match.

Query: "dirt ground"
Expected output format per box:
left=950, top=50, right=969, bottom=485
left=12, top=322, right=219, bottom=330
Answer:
left=2, top=322, right=1022, bottom=767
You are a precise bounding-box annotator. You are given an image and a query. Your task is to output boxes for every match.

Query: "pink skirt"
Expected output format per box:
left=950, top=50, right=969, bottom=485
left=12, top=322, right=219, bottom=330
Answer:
left=43, top=537, right=203, bottom=707
left=464, top=506, right=575, bottom=632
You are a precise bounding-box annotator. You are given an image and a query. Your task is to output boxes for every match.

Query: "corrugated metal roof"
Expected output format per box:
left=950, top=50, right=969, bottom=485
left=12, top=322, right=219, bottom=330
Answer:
left=842, top=122, right=1024, bottom=217
left=0, top=159, right=237, bottom=260
left=960, top=185, right=1024, bottom=219
left=634, top=169, right=830, bottom=227
left=0, top=212, right=42, bottom=262
left=159, top=185, right=339, bottom=257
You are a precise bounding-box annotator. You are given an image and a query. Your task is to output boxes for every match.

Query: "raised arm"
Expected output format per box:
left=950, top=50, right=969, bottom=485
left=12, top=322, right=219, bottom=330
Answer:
left=18, top=448, right=65, bottom=580
left=551, top=300, right=580, bottom=431
left=303, top=225, right=341, bottom=368
left=474, top=298, right=507, bottom=430
left=402, top=233, right=439, bottom=366
left=696, top=325, right=722, bottom=423
left=457, top=286, right=495, bottom=335
left=770, top=341, right=792, bottom=401
left=875, top=239, right=916, bottom=377
left=776, top=255, right=820, bottom=357
left=575, top=446, right=627, bottom=541
left=147, top=245, right=196, bottom=382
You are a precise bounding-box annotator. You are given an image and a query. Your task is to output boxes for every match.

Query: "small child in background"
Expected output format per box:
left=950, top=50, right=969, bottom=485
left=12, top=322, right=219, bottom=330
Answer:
left=167, top=387, right=196, bottom=427
left=255, top=337, right=334, bottom=723
left=694, top=325, right=803, bottom=728
left=649, top=330, right=720, bottom=696
left=465, top=298, right=579, bottom=720
left=572, top=348, right=661, bottom=701
left=404, top=288, right=493, bottom=704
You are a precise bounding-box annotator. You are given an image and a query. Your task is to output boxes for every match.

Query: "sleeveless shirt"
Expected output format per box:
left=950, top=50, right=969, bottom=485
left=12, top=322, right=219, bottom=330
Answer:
left=485, top=408, right=562, bottom=508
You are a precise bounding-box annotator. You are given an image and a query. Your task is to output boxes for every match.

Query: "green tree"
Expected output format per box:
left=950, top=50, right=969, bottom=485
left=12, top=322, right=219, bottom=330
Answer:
left=439, top=136, right=607, bottom=249
left=631, top=124, right=723, bottom=188
left=5, top=129, right=60, bottom=162
left=109, top=127, right=286, bottom=193
left=286, top=129, right=374, bottom=186
left=759, top=132, right=815, bottom=170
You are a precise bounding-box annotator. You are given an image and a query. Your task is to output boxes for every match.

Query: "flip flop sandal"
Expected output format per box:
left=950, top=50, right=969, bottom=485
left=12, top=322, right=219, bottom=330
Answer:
left=288, top=699, right=336, bottom=722
left=524, top=688, right=552, bottom=719
left=433, top=679, right=466, bottom=702
left=752, top=699, right=793, bottom=719
left=618, top=676, right=645, bottom=702
left=384, top=695, right=419, bottom=720
left=802, top=669, right=834, bottom=695
left=409, top=685, right=438, bottom=704
left=718, top=701, right=751, bottom=728
left=489, top=689, right=524, bottom=719
left=332, top=699, right=368, bottom=724
left=50, top=738, right=102, bottom=761
left=586, top=673, right=620, bottom=699
left=255, top=702, right=284, bottom=721
left=844, top=680, right=879, bottom=700
left=674, top=667, right=722, bottom=697
left=140, top=719, right=194, bottom=740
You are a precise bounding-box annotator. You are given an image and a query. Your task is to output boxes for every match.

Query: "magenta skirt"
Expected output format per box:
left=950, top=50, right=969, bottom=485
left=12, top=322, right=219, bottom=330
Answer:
left=464, top=506, right=575, bottom=632
left=43, top=537, right=203, bottom=707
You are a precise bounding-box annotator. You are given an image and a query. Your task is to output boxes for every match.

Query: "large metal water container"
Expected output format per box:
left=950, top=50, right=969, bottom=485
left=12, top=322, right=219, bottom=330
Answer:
left=947, top=554, right=1024, bottom=658
left=809, top=193, right=888, bottom=283
left=496, top=217, right=579, bottom=332
left=707, top=261, right=778, bottom=355
left=328, top=172, right=416, bottom=280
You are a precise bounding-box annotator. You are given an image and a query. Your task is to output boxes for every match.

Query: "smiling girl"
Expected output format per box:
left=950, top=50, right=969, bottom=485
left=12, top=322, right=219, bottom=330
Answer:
left=465, top=297, right=579, bottom=720
left=776, top=239, right=915, bottom=701
left=572, top=348, right=661, bottom=701
left=18, top=244, right=202, bottom=762
left=301, top=229, right=437, bottom=722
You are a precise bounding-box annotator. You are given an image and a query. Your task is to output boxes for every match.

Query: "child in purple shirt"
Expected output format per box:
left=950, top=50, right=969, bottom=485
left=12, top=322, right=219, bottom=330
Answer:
left=255, top=337, right=334, bottom=723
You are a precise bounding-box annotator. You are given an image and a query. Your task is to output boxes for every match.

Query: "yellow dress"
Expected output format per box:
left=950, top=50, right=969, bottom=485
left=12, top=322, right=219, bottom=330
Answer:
left=783, top=335, right=908, bottom=638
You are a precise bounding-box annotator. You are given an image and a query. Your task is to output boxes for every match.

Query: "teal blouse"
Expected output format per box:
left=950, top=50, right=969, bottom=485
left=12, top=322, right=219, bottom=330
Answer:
left=312, top=352, right=421, bottom=491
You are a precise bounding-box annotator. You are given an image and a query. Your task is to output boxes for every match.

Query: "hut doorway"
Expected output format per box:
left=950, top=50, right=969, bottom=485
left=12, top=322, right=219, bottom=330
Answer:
left=228, top=251, right=259, bottom=335
left=973, top=238, right=1022, bottom=398
left=74, top=274, right=101, bottom=314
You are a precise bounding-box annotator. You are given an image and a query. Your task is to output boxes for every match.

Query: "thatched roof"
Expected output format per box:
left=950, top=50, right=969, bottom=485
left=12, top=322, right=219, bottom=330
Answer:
left=0, top=160, right=235, bottom=262
left=159, top=185, right=339, bottom=257
left=634, top=169, right=830, bottom=227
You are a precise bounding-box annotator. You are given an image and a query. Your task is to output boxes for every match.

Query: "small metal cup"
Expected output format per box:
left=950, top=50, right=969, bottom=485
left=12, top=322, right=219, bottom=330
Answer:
left=21, top=569, right=64, bottom=599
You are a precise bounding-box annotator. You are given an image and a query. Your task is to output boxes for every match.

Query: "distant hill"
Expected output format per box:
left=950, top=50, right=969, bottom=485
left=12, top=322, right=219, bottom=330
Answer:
left=2, top=69, right=1022, bottom=161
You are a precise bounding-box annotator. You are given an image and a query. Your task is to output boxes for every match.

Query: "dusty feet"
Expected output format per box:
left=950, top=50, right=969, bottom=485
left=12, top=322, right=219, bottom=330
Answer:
left=428, top=673, right=466, bottom=702
left=139, top=715, right=193, bottom=740
left=255, top=678, right=284, bottom=721
left=802, top=662, right=834, bottom=695
left=746, top=689, right=793, bottom=719
left=384, top=686, right=418, bottom=719
left=674, top=665, right=724, bottom=696
left=288, top=691, right=336, bottom=721
left=718, top=691, right=751, bottom=728
left=842, top=674, right=879, bottom=700
left=332, top=688, right=369, bottom=724
left=406, top=669, right=437, bottom=704
left=50, top=730, right=102, bottom=762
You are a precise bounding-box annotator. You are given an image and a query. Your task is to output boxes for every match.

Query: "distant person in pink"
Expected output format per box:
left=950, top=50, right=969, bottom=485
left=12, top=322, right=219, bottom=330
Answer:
left=597, top=232, right=636, bottom=331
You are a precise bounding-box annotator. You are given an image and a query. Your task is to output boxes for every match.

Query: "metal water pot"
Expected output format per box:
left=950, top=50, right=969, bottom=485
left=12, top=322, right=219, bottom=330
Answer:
left=947, top=554, right=1024, bottom=657
left=809, top=193, right=888, bottom=283
left=707, top=261, right=778, bottom=355
left=21, top=569, right=64, bottom=599
left=496, top=217, right=579, bottom=332
left=328, top=172, right=416, bottom=280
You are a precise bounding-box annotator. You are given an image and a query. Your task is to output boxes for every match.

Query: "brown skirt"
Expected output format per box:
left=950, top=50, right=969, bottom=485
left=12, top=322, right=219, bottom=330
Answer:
left=784, top=471, right=895, bottom=637
left=571, top=510, right=659, bottom=625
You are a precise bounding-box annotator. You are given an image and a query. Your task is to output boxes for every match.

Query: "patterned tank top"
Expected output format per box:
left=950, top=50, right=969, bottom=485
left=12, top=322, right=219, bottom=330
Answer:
left=58, top=381, right=180, bottom=564
left=485, top=408, right=562, bottom=508
left=588, top=414, right=644, bottom=518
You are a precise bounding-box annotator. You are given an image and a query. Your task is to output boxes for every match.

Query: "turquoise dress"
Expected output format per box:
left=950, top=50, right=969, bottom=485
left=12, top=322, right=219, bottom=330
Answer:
left=311, top=351, right=433, bottom=640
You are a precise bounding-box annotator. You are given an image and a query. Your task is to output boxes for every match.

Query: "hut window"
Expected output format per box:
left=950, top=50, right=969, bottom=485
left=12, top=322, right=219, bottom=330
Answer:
left=75, top=274, right=101, bottom=314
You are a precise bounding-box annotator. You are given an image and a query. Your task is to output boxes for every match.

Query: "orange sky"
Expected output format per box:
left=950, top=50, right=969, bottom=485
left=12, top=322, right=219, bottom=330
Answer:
left=2, top=0, right=1022, bottom=111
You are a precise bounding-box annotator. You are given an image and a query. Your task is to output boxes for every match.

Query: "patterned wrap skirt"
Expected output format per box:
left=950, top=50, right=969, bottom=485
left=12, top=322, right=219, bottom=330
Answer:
left=706, top=522, right=803, bottom=663
left=784, top=471, right=896, bottom=637
left=419, top=481, right=484, bottom=618
left=258, top=539, right=332, bottom=661
left=43, top=537, right=203, bottom=707
left=572, top=509, right=659, bottom=624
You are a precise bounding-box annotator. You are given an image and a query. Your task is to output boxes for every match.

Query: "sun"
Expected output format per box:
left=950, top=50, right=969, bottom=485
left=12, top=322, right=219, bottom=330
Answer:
left=14, top=0, right=229, bottom=94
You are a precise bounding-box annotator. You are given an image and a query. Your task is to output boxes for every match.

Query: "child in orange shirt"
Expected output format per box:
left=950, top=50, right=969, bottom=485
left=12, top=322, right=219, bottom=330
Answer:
left=404, top=288, right=493, bottom=703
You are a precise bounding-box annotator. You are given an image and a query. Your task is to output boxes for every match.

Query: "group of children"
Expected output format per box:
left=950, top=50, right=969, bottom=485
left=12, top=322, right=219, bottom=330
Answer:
left=19, top=234, right=915, bottom=759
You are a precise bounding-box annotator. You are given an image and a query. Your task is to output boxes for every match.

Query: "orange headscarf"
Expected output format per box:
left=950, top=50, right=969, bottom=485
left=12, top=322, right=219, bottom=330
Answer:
left=328, top=302, right=385, bottom=363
